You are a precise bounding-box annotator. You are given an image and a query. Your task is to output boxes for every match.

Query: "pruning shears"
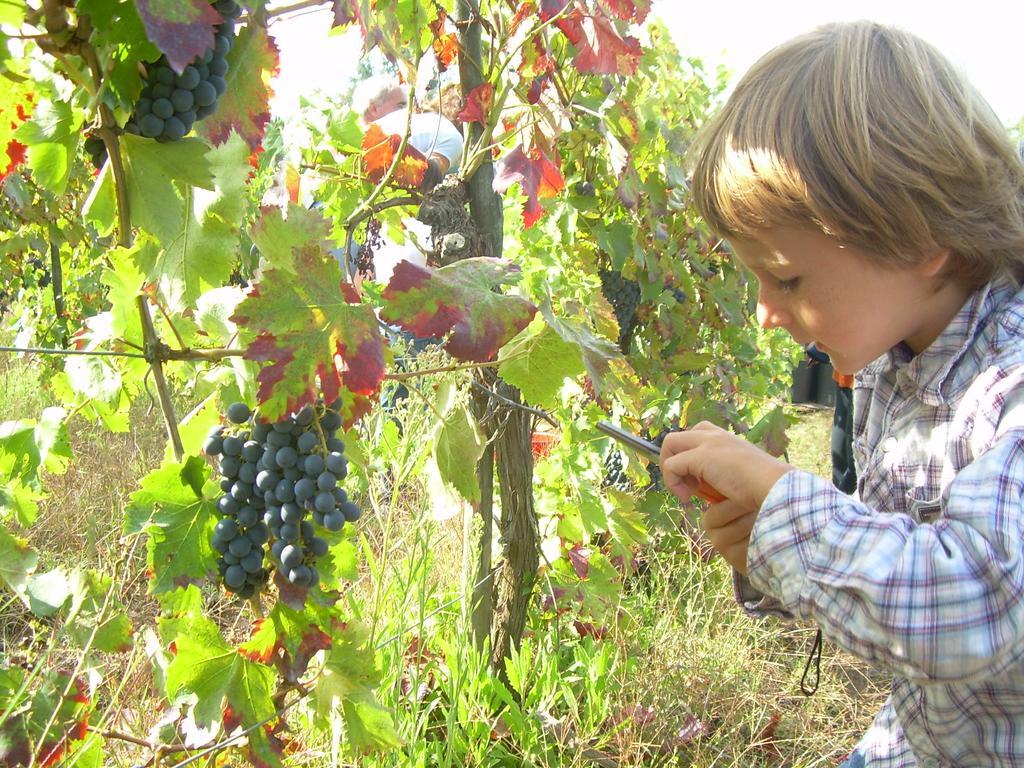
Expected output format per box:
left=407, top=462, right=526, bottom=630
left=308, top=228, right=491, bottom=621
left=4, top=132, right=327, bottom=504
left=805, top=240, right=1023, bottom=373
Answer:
left=596, top=420, right=727, bottom=504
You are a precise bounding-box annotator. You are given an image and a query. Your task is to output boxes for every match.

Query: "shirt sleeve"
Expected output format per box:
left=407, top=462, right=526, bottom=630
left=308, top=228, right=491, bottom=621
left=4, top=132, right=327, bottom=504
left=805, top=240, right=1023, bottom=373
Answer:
left=746, top=430, right=1024, bottom=684
left=408, top=113, right=464, bottom=173
left=371, top=112, right=465, bottom=173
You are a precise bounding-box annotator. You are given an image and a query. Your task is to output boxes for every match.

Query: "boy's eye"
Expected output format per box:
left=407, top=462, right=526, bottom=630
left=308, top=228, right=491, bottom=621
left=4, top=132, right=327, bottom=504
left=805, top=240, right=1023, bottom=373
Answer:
left=777, top=276, right=800, bottom=292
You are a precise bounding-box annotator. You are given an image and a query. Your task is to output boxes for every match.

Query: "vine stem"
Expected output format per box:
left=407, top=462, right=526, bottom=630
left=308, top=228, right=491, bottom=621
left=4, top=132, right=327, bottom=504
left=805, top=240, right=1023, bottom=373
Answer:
left=137, top=295, right=185, bottom=461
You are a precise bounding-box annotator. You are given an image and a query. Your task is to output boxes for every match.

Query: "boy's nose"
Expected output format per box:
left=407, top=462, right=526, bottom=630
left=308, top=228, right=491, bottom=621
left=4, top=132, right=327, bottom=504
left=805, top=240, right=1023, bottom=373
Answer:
left=756, top=296, right=789, bottom=331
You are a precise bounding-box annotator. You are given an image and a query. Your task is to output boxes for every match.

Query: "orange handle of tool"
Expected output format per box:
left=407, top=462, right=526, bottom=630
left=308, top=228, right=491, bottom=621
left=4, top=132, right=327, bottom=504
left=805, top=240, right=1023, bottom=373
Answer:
left=692, top=478, right=726, bottom=504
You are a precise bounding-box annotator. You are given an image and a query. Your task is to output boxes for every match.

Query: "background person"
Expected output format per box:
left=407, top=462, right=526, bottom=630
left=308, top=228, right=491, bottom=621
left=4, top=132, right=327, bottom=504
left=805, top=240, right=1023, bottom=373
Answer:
left=663, top=21, right=1024, bottom=766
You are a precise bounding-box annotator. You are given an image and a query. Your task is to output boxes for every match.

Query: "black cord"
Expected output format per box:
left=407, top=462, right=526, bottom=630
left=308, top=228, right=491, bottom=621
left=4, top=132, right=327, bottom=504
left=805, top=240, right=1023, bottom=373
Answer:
left=800, top=627, right=823, bottom=696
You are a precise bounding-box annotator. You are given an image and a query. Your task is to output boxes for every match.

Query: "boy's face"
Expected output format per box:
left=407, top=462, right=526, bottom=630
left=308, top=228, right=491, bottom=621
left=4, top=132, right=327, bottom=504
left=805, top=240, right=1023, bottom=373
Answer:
left=729, top=228, right=969, bottom=375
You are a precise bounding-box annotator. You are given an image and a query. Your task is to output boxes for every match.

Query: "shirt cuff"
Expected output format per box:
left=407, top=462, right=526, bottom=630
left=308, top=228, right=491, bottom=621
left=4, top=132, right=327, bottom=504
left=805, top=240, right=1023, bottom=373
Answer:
left=745, top=469, right=837, bottom=614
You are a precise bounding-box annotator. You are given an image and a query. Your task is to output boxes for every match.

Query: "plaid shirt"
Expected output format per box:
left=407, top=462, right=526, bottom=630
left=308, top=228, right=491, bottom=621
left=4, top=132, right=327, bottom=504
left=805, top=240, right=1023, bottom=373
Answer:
left=738, top=272, right=1024, bottom=767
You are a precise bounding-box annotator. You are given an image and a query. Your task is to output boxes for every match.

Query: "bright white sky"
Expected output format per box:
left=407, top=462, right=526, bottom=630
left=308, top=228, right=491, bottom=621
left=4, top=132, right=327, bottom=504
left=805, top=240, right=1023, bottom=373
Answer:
left=268, top=1, right=1024, bottom=125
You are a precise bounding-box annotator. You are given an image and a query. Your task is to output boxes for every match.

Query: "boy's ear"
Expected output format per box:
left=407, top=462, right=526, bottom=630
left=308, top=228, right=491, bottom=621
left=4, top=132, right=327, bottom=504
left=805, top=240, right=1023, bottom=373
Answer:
left=915, top=247, right=954, bottom=277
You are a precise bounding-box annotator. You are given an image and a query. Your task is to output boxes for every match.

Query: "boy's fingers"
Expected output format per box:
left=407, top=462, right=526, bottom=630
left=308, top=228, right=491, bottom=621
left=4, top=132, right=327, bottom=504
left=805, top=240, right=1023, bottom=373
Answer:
left=702, top=499, right=752, bottom=529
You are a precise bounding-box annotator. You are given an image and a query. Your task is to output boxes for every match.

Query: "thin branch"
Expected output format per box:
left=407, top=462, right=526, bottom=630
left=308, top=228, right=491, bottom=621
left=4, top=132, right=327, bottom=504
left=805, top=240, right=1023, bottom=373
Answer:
left=87, top=727, right=151, bottom=749
left=343, top=78, right=421, bottom=229
left=384, top=359, right=503, bottom=380
left=470, top=378, right=559, bottom=428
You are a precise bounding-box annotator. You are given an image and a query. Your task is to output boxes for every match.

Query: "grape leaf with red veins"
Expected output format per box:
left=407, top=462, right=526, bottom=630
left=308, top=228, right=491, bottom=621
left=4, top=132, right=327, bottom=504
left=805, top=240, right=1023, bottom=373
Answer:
left=493, top=143, right=565, bottom=228
left=1, top=78, right=34, bottom=182
left=380, top=258, right=538, bottom=363
left=231, top=236, right=386, bottom=423
left=199, top=24, right=279, bottom=151
left=134, top=0, right=221, bottom=73
left=457, top=83, right=494, bottom=124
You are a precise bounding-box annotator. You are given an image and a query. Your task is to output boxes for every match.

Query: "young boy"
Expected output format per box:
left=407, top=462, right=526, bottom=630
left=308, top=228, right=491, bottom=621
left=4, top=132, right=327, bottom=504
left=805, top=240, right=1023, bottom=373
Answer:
left=661, top=21, right=1024, bottom=766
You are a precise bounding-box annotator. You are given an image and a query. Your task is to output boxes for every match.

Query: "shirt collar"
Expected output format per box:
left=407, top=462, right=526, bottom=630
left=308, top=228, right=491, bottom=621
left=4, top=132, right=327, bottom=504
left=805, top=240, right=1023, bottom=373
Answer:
left=860, top=272, right=1020, bottom=405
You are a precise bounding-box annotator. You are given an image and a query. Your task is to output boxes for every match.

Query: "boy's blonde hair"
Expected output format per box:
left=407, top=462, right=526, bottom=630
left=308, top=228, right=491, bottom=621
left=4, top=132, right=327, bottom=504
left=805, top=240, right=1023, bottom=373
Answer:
left=690, top=21, right=1024, bottom=285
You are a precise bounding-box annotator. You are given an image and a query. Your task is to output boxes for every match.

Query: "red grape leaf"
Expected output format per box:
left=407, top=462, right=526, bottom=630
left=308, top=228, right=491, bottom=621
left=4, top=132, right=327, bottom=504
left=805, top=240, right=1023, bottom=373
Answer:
left=601, top=0, right=652, bottom=23
left=380, top=258, right=537, bottom=363
left=519, top=36, right=557, bottom=104
left=429, top=10, right=458, bottom=70
left=134, top=0, right=221, bottom=73
left=231, top=247, right=386, bottom=423
left=457, top=83, right=494, bottom=124
left=509, top=1, right=537, bottom=35
left=199, top=23, right=279, bottom=150
left=361, top=123, right=428, bottom=188
left=556, top=5, right=642, bottom=75
left=493, top=143, right=565, bottom=228
left=539, top=0, right=571, bottom=19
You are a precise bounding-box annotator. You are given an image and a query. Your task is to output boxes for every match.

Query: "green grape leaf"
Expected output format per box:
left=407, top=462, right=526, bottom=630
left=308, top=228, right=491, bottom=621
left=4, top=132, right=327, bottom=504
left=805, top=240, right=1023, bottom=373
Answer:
left=435, top=401, right=485, bottom=503
left=232, top=213, right=386, bottom=422
left=26, top=568, right=70, bottom=617
left=66, top=569, right=135, bottom=653
left=77, top=0, right=158, bottom=103
left=310, top=622, right=402, bottom=753
left=322, top=535, right=359, bottom=583
left=127, top=135, right=245, bottom=310
left=14, top=99, right=82, bottom=195
left=537, top=298, right=625, bottom=398
left=0, top=407, right=71, bottom=493
left=125, top=456, right=218, bottom=593
left=165, top=615, right=276, bottom=742
left=199, top=24, right=278, bottom=151
left=380, top=258, right=537, bottom=363
left=498, top=318, right=585, bottom=410
left=0, top=0, right=25, bottom=25
left=118, top=133, right=214, bottom=242
left=0, top=480, right=41, bottom=527
left=0, top=523, right=37, bottom=597
left=249, top=202, right=333, bottom=275
left=134, top=0, right=220, bottom=73
left=746, top=405, right=791, bottom=457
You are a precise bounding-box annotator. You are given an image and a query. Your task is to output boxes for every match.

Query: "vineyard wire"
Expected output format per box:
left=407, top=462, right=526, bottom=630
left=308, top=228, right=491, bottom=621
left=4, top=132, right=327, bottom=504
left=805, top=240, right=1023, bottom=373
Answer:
left=0, top=345, right=149, bottom=359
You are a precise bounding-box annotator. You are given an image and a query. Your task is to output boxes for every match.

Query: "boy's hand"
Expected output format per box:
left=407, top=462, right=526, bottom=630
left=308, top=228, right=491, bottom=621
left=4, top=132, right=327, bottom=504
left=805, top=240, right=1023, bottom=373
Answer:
left=660, top=422, right=793, bottom=572
left=702, top=499, right=760, bottom=574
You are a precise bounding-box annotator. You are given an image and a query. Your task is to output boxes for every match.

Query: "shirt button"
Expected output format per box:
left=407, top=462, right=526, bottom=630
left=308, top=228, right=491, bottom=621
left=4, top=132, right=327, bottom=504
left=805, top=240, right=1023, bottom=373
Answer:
left=882, top=437, right=899, bottom=453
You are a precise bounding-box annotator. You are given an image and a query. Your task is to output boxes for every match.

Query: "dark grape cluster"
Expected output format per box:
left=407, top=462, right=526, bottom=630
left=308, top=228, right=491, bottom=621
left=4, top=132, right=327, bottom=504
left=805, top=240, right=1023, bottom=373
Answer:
left=204, top=398, right=361, bottom=597
left=83, top=136, right=106, bottom=171
left=25, top=253, right=51, bottom=289
left=125, top=0, right=239, bottom=142
left=86, top=0, right=240, bottom=166
left=599, top=268, right=641, bottom=353
left=602, top=449, right=630, bottom=491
